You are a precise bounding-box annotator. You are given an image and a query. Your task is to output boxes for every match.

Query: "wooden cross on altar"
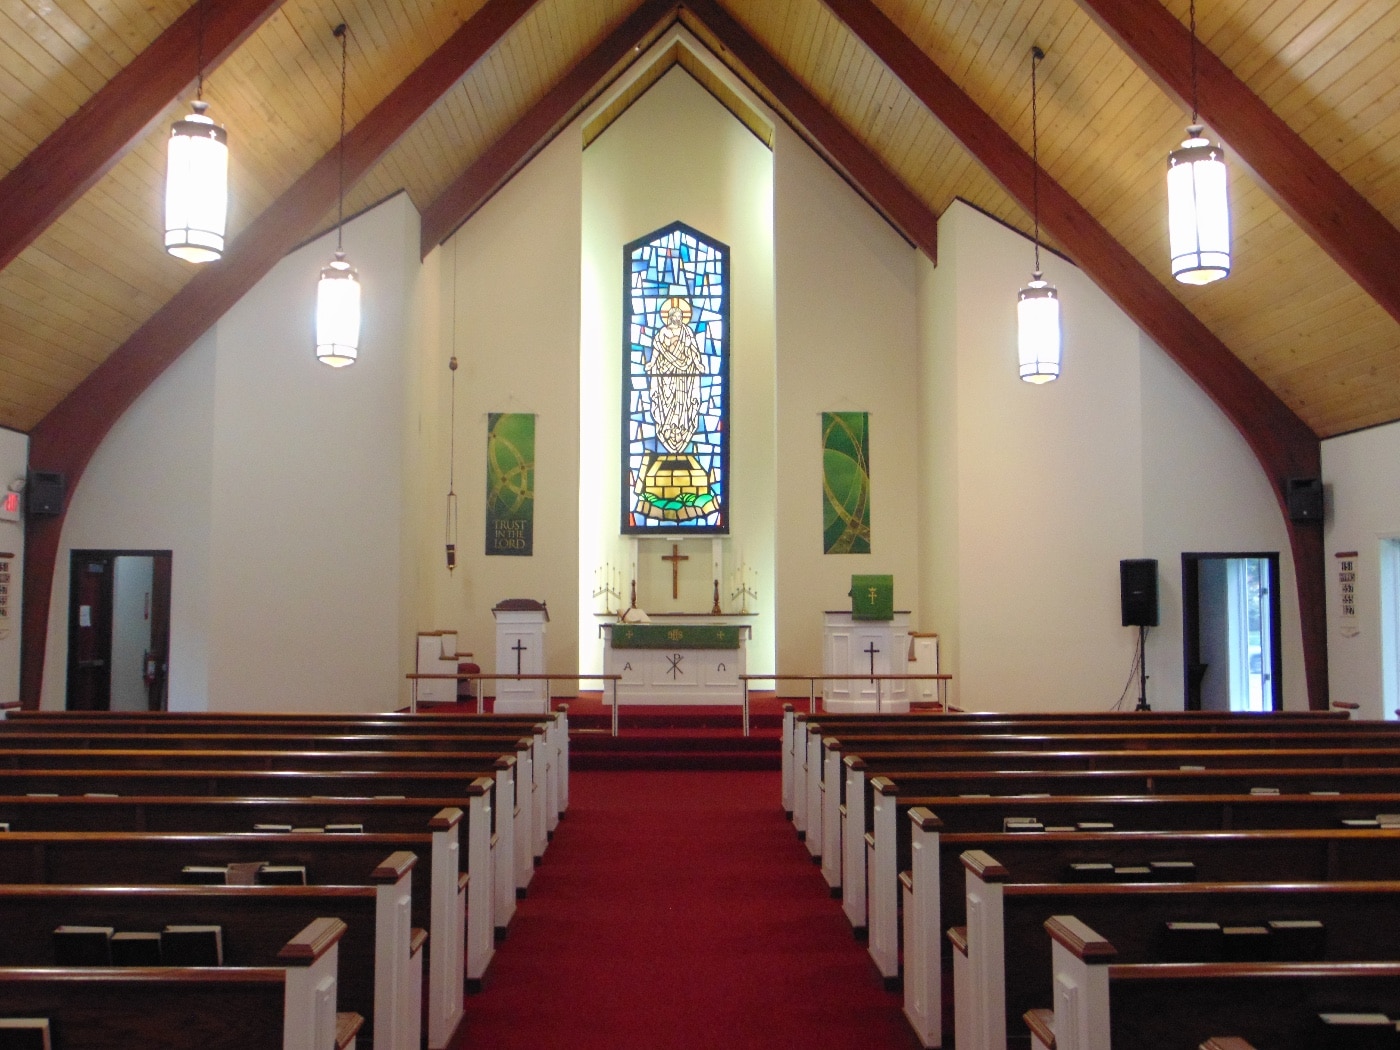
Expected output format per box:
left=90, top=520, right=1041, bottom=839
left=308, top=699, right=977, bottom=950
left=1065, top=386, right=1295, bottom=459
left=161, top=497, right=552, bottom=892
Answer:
left=661, top=543, right=689, bottom=599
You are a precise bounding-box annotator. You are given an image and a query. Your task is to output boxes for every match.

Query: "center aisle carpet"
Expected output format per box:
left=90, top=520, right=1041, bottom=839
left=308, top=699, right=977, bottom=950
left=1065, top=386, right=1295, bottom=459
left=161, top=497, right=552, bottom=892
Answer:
left=456, top=770, right=923, bottom=1049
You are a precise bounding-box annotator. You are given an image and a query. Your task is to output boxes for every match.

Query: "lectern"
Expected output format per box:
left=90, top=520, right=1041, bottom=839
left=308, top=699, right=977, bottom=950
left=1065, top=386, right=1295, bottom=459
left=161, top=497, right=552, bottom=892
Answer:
left=493, top=599, right=549, bottom=714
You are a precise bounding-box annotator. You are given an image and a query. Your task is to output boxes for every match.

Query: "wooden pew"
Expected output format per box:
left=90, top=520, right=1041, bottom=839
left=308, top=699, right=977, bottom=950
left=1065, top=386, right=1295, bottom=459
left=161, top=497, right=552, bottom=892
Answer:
left=0, top=916, right=356, bottom=1050
left=0, top=764, right=503, bottom=962
left=953, top=854, right=1400, bottom=1050
left=0, top=720, right=564, bottom=861
left=0, top=859, right=420, bottom=1050
left=0, top=831, right=461, bottom=1049
left=866, top=784, right=1400, bottom=986
left=1034, top=915, right=1400, bottom=1050
left=899, top=823, right=1400, bottom=1048
left=794, top=723, right=1400, bottom=858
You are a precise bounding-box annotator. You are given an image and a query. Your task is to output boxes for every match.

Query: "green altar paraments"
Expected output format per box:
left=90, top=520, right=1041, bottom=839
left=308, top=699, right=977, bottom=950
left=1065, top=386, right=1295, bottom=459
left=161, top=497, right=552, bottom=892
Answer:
left=822, top=411, right=871, bottom=554
left=851, top=574, right=894, bottom=621
left=610, top=624, right=742, bottom=649
left=486, top=412, right=534, bottom=556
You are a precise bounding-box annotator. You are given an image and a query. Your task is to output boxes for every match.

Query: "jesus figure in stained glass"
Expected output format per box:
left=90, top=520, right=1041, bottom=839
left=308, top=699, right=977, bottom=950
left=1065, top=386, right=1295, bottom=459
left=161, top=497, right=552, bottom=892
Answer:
left=648, top=297, right=702, bottom=453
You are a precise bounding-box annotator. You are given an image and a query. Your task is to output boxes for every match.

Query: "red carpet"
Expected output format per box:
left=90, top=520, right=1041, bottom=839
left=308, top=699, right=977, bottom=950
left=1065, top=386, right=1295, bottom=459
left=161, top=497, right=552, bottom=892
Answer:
left=455, top=770, right=923, bottom=1049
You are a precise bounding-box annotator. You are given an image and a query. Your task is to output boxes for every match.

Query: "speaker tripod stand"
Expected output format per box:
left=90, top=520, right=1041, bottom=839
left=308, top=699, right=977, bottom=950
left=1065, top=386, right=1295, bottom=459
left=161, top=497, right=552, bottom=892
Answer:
left=1134, top=624, right=1151, bottom=712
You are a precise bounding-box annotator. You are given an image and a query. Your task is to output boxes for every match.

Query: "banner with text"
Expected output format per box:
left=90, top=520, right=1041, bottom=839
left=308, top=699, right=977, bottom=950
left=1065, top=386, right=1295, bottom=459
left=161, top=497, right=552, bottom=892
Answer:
left=822, top=411, right=871, bottom=554
left=486, top=412, right=535, bottom=556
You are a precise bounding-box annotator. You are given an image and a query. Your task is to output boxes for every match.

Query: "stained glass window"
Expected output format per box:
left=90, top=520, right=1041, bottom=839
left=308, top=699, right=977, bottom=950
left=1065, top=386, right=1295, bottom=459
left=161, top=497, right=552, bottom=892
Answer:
left=621, top=221, right=729, bottom=534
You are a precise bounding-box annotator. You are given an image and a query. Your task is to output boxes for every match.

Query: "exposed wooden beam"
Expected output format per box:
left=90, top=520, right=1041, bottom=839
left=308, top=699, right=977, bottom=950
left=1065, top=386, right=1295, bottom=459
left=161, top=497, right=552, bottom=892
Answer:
left=1074, top=0, right=1400, bottom=331
left=421, top=0, right=680, bottom=254
left=0, top=0, right=286, bottom=275
left=20, top=0, right=543, bottom=709
left=682, top=0, right=939, bottom=262
left=821, top=0, right=1328, bottom=708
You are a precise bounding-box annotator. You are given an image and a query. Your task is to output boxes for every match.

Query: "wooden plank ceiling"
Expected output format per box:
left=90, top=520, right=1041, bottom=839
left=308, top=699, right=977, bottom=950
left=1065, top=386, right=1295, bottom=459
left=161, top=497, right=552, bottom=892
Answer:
left=1, top=0, right=1398, bottom=440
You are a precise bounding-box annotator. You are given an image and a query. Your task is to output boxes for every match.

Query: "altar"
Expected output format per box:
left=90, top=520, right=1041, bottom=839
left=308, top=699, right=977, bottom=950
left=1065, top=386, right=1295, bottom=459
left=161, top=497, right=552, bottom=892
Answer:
left=601, top=619, right=750, bottom=705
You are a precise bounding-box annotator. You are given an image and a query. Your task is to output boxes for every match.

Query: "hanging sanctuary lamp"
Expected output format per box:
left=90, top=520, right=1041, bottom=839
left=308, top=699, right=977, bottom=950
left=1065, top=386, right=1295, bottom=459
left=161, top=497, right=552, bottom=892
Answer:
left=1017, top=45, right=1061, bottom=384
left=1167, top=0, right=1230, bottom=285
left=164, top=0, right=229, bottom=263
left=316, top=23, right=361, bottom=367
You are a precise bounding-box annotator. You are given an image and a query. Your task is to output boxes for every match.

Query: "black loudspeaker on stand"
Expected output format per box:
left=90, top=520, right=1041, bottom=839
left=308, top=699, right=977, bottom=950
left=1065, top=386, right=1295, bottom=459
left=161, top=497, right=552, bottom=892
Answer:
left=1120, top=559, right=1158, bottom=711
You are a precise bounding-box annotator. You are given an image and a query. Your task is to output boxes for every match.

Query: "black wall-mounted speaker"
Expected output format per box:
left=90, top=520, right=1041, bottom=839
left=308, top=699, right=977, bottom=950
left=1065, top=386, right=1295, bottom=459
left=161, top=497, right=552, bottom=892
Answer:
left=1120, top=558, right=1159, bottom=627
left=1284, top=476, right=1324, bottom=524
left=26, top=470, right=65, bottom=517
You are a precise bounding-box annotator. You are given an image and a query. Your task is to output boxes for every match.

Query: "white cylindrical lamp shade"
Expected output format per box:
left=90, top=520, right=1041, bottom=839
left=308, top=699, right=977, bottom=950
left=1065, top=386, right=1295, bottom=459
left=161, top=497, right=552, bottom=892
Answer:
left=1017, top=277, right=1061, bottom=384
left=164, top=102, right=228, bottom=264
left=316, top=251, right=360, bottom=367
left=1168, top=128, right=1230, bottom=285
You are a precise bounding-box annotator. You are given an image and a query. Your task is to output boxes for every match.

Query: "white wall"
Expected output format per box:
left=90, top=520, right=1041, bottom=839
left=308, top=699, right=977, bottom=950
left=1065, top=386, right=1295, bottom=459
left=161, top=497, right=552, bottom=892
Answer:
left=0, top=427, right=27, bottom=708
left=46, top=195, right=419, bottom=712
left=922, top=201, right=1303, bottom=711
left=409, top=128, right=584, bottom=687
left=578, top=65, right=778, bottom=675
left=773, top=120, right=920, bottom=676
left=1323, top=419, right=1400, bottom=718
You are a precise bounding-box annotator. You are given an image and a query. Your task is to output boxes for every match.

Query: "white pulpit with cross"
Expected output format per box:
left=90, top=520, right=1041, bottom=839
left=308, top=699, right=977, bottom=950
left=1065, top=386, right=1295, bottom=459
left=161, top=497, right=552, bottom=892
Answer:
left=821, top=610, right=912, bottom=713
left=492, top=599, right=549, bottom=714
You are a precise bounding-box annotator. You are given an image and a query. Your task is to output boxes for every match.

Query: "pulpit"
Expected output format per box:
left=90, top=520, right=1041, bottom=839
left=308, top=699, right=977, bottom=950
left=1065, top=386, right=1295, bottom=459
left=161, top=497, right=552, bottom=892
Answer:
left=821, top=611, right=912, bottom=713
left=493, top=599, right=549, bottom=714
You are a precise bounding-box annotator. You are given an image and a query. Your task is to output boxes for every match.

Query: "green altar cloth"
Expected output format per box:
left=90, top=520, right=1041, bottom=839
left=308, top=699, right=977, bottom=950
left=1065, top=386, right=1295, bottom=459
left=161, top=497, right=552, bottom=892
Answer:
left=609, top=624, right=742, bottom=649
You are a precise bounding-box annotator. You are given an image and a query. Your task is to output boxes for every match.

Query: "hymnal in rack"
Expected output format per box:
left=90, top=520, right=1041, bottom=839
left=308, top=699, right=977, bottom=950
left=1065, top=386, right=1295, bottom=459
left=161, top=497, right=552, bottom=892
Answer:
left=162, top=925, right=224, bottom=966
left=52, top=925, right=114, bottom=965
left=110, top=931, right=162, bottom=966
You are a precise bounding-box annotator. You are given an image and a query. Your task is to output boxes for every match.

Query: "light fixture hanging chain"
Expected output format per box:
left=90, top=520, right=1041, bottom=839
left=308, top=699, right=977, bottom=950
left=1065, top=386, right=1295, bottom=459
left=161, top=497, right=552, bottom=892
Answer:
left=1189, top=0, right=1199, bottom=124
left=449, top=243, right=459, bottom=500
left=1031, top=46, right=1043, bottom=275
left=195, top=0, right=206, bottom=100
left=334, top=23, right=348, bottom=252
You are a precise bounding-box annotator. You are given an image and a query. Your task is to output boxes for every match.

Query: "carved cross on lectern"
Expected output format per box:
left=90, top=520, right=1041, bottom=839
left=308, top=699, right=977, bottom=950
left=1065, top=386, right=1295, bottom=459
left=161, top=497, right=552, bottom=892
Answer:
left=512, top=638, right=527, bottom=675
left=661, top=543, right=689, bottom=599
left=865, top=641, right=880, bottom=683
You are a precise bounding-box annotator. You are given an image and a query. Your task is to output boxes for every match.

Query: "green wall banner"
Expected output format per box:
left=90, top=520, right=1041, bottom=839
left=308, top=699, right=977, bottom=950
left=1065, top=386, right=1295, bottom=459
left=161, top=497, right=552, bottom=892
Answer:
left=486, top=412, right=534, bottom=556
left=822, top=411, right=871, bottom=554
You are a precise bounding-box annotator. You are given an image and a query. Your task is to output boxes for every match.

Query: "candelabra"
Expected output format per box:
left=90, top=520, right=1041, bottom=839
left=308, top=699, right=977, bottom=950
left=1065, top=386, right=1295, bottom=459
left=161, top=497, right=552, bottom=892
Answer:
left=592, top=562, right=623, bottom=616
left=728, top=563, right=757, bottom=614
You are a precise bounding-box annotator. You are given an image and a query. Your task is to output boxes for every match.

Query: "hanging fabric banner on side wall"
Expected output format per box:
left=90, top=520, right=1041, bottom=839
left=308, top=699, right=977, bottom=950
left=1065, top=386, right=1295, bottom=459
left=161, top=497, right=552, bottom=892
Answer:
left=821, top=411, right=871, bottom=555
left=486, top=412, right=535, bottom=556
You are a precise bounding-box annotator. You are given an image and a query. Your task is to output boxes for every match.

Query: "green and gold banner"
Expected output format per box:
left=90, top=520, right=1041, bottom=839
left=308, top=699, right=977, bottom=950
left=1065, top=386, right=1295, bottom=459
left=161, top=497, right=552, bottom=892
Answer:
left=822, top=411, right=871, bottom=554
left=486, top=412, right=534, bottom=556
left=610, top=624, right=742, bottom=649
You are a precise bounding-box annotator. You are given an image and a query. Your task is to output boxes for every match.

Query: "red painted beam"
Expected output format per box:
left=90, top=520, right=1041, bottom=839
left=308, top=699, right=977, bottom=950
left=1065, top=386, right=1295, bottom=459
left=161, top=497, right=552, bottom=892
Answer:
left=821, top=0, right=1328, bottom=707
left=20, top=0, right=542, bottom=709
left=1074, top=0, right=1400, bottom=330
left=0, top=0, right=286, bottom=274
left=683, top=0, right=939, bottom=262
left=421, top=0, right=680, bottom=254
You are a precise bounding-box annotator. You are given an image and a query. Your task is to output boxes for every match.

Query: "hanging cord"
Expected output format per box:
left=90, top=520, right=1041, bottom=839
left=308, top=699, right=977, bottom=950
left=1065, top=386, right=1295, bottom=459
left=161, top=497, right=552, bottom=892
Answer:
left=195, top=0, right=206, bottom=100
left=446, top=244, right=460, bottom=572
left=1030, top=46, right=1044, bottom=277
left=1189, top=0, right=1199, bottom=125
left=333, top=23, right=348, bottom=252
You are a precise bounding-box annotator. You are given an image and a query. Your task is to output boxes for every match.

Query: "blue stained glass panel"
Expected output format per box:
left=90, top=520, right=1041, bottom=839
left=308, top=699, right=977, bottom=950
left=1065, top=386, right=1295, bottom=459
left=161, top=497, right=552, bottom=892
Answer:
left=621, top=221, right=730, bottom=534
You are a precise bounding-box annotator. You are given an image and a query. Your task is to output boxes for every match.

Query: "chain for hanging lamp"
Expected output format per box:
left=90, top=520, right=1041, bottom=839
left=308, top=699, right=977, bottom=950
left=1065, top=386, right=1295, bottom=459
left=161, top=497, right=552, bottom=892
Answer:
left=316, top=23, right=361, bottom=366
left=446, top=241, right=460, bottom=572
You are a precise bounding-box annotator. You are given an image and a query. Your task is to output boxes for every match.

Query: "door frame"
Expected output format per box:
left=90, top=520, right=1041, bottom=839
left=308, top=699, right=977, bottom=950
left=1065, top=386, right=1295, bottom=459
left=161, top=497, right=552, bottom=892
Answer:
left=1181, top=551, right=1282, bottom=711
left=66, top=549, right=173, bottom=711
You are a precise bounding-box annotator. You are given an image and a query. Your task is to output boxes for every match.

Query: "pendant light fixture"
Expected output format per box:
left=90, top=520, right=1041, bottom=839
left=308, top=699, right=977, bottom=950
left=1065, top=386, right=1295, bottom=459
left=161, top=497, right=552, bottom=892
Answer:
left=316, top=23, right=360, bottom=368
left=1167, top=0, right=1230, bottom=285
left=164, top=0, right=228, bottom=263
left=1017, top=45, right=1061, bottom=384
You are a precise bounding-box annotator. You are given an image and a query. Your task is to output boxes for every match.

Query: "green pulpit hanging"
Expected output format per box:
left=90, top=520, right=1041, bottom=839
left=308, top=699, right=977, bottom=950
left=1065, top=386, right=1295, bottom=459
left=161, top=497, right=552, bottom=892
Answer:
left=851, top=574, right=894, bottom=620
